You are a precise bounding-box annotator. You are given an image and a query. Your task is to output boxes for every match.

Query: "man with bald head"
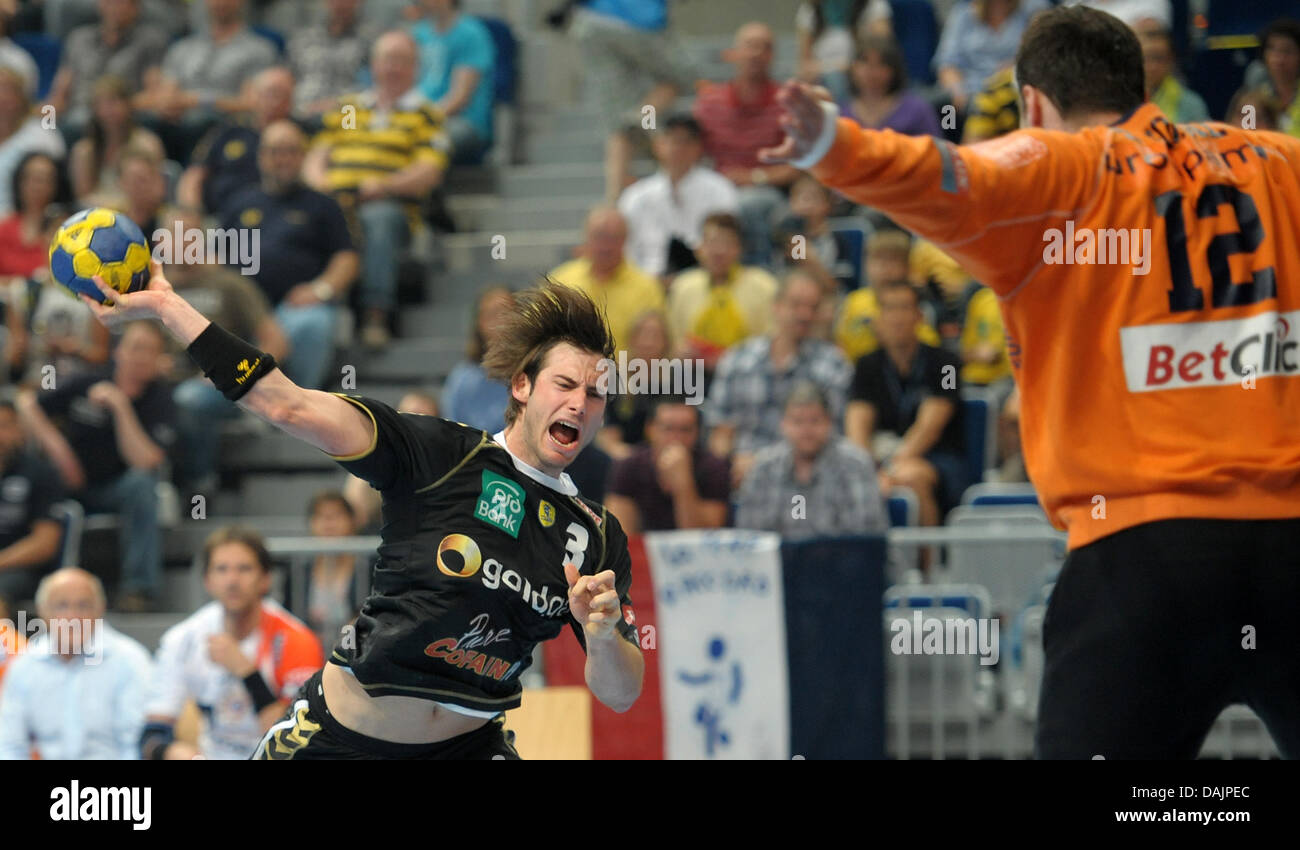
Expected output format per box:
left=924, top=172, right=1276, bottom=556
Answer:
left=548, top=205, right=665, bottom=354
left=0, top=567, right=153, bottom=759
left=305, top=29, right=451, bottom=348
left=218, top=119, right=357, bottom=390
left=693, top=22, right=802, bottom=265
left=179, top=65, right=298, bottom=215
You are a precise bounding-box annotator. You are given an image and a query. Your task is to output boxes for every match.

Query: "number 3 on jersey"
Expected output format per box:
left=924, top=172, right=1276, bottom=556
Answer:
left=563, top=522, right=588, bottom=571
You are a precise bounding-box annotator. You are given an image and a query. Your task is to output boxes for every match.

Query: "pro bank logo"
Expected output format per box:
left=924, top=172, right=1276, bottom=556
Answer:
left=1120, top=309, right=1300, bottom=391
left=475, top=471, right=524, bottom=538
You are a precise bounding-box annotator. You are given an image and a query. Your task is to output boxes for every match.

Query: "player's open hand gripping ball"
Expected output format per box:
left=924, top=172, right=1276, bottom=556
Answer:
left=77, top=260, right=175, bottom=328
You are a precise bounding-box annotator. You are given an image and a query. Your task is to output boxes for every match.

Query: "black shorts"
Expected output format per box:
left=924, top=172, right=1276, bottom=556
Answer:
left=252, top=669, right=521, bottom=760
left=1034, top=517, right=1300, bottom=759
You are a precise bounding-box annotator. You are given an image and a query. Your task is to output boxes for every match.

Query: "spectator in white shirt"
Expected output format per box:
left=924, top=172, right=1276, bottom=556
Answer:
left=0, top=567, right=153, bottom=760
left=617, top=114, right=738, bottom=279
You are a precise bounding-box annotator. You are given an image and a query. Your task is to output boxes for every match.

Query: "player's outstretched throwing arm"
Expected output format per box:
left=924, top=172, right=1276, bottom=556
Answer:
left=80, top=263, right=373, bottom=456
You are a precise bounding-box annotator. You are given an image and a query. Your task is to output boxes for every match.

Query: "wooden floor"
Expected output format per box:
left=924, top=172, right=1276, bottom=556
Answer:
left=506, top=687, right=591, bottom=760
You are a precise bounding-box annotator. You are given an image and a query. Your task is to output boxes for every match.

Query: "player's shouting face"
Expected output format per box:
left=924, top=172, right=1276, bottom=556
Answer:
left=510, top=342, right=607, bottom=476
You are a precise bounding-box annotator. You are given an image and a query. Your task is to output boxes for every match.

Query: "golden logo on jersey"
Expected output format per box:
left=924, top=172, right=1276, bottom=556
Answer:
left=436, top=533, right=482, bottom=577
left=224, top=139, right=247, bottom=160
left=538, top=500, right=555, bottom=527
left=240, top=208, right=263, bottom=228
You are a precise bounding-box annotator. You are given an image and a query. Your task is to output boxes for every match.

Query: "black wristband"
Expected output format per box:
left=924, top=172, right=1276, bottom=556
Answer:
left=186, top=322, right=277, bottom=401
left=242, top=671, right=278, bottom=712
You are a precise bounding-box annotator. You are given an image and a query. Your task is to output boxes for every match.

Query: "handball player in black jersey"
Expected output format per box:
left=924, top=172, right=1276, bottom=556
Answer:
left=81, top=266, right=644, bottom=759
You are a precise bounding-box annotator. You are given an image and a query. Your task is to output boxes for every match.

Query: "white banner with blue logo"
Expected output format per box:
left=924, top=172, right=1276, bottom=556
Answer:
left=646, top=529, right=789, bottom=760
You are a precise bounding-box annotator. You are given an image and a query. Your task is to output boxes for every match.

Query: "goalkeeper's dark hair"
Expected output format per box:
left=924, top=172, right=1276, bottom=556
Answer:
left=482, top=278, right=616, bottom=426
left=1015, top=5, right=1145, bottom=121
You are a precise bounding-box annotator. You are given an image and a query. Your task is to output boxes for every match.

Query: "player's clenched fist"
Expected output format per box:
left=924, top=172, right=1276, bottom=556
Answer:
left=564, top=563, right=620, bottom=642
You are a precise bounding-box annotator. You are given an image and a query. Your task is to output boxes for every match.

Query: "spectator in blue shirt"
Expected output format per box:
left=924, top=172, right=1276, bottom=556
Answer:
left=441, top=286, right=514, bottom=434
left=934, top=0, right=1048, bottom=111
left=410, top=0, right=497, bottom=164
left=0, top=568, right=153, bottom=760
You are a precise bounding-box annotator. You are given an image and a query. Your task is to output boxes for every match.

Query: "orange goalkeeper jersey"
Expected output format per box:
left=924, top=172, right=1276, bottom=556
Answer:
left=807, top=103, right=1300, bottom=548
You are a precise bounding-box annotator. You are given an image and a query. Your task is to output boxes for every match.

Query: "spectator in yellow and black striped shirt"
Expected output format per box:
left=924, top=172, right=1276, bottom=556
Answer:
left=304, top=29, right=451, bottom=348
left=961, top=66, right=1019, bottom=144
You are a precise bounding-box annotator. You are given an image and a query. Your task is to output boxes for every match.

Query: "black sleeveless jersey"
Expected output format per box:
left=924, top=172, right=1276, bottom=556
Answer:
left=325, top=395, right=639, bottom=714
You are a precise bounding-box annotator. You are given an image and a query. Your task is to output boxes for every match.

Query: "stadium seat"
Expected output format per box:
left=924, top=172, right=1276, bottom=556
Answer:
left=1203, top=704, right=1281, bottom=759
left=11, top=32, right=61, bottom=100
left=251, top=26, right=286, bottom=56
left=883, top=583, right=997, bottom=758
left=483, top=16, right=521, bottom=166
left=943, top=504, right=1064, bottom=617
left=1006, top=602, right=1046, bottom=721
left=827, top=216, right=872, bottom=289
left=479, top=17, right=518, bottom=107
left=889, top=0, right=939, bottom=86
left=884, top=583, right=991, bottom=619
left=887, top=485, right=918, bottom=528
left=960, top=481, right=1039, bottom=508
left=960, top=387, right=999, bottom=485
left=51, top=499, right=84, bottom=568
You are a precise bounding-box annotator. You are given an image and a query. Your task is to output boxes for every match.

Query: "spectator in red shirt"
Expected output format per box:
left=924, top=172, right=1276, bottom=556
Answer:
left=0, top=152, right=70, bottom=281
left=605, top=395, right=730, bottom=535
left=692, top=22, right=801, bottom=266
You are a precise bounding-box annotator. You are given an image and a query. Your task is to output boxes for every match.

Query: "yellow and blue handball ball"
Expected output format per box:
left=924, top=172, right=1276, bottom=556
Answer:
left=47, top=207, right=151, bottom=303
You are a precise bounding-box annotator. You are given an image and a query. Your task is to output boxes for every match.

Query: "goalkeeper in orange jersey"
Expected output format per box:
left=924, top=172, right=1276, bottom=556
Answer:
left=763, top=5, right=1300, bottom=758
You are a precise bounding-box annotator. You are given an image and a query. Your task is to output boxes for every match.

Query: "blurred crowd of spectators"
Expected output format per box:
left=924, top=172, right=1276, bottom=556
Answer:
left=0, top=0, right=505, bottom=614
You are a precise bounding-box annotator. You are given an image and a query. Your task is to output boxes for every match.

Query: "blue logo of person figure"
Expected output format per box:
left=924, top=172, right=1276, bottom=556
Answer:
left=676, top=635, right=743, bottom=757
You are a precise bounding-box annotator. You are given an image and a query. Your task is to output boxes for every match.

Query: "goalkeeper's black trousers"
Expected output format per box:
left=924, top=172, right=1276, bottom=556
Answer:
left=1035, top=517, right=1300, bottom=759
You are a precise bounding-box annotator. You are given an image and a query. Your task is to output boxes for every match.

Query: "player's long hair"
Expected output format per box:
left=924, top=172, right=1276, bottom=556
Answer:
left=483, top=278, right=615, bottom=426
